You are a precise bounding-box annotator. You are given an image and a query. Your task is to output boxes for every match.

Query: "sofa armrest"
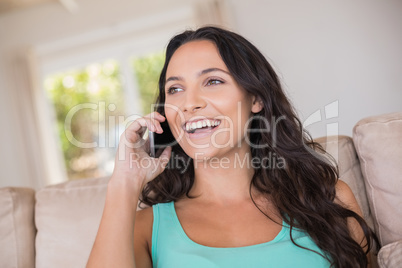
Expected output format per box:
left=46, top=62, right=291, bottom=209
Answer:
left=0, top=187, right=36, bottom=268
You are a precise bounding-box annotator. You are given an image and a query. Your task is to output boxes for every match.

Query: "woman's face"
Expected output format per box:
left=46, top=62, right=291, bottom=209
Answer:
left=164, top=40, right=262, bottom=160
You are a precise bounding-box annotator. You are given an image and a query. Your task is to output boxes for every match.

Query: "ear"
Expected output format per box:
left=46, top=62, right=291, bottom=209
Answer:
left=251, top=96, right=263, bottom=114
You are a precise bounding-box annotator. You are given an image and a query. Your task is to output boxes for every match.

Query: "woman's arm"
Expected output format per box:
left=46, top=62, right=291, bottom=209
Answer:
left=335, top=180, right=372, bottom=268
left=86, top=112, right=171, bottom=268
left=134, top=208, right=154, bottom=268
left=86, top=178, right=141, bottom=268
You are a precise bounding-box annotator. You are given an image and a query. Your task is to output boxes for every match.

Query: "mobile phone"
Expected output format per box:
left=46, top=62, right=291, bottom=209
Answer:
left=148, top=121, right=176, bottom=158
left=148, top=130, right=155, bottom=158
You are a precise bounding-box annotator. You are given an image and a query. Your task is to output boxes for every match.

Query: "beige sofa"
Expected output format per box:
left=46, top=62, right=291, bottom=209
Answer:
left=1, top=112, right=401, bottom=268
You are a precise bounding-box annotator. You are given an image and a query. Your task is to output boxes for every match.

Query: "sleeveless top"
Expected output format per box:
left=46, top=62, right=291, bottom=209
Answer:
left=151, top=202, right=332, bottom=268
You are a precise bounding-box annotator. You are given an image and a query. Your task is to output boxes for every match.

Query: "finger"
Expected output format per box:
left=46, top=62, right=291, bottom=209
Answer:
left=148, top=120, right=162, bottom=134
left=145, top=111, right=166, bottom=122
left=126, top=118, right=151, bottom=132
left=144, top=112, right=167, bottom=133
left=152, top=121, right=163, bottom=133
left=128, top=117, right=159, bottom=134
left=121, top=118, right=156, bottom=146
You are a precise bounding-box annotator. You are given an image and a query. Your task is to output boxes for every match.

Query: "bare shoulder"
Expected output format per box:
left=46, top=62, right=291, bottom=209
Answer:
left=334, top=180, right=362, bottom=215
left=134, top=206, right=153, bottom=268
left=136, top=206, right=154, bottom=226
left=334, top=180, right=373, bottom=266
left=335, top=180, right=368, bottom=243
left=134, top=206, right=153, bottom=244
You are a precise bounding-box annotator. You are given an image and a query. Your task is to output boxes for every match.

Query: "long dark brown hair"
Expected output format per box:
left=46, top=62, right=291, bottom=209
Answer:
left=140, top=26, right=376, bottom=267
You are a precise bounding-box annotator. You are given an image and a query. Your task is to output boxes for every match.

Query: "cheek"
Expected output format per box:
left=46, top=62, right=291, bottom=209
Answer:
left=164, top=109, right=182, bottom=138
left=234, top=101, right=254, bottom=136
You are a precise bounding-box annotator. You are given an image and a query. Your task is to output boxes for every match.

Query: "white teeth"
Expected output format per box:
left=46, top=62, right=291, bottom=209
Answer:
left=185, top=119, right=221, bottom=131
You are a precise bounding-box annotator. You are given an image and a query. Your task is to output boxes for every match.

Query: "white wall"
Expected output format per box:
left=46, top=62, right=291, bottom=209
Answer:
left=230, top=0, right=402, bottom=137
left=0, top=0, right=401, bottom=188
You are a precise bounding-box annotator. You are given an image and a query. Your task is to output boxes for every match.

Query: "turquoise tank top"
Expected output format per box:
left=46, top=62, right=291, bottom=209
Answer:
left=151, top=202, right=332, bottom=268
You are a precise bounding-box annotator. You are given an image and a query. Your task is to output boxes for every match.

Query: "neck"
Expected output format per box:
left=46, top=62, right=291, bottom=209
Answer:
left=189, top=146, right=258, bottom=205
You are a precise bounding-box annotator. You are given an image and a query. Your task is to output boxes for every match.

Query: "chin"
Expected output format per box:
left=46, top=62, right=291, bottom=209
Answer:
left=183, top=147, right=220, bottom=161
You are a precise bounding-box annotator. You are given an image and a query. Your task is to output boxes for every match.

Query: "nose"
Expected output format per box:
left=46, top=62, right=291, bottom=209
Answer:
left=182, top=89, right=206, bottom=113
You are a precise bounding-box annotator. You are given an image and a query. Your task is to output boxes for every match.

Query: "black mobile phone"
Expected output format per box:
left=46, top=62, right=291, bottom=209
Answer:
left=148, top=121, right=176, bottom=158
left=148, top=130, right=155, bottom=158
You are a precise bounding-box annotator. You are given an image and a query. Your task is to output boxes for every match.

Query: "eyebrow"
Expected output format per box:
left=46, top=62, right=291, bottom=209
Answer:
left=165, top=68, right=230, bottom=83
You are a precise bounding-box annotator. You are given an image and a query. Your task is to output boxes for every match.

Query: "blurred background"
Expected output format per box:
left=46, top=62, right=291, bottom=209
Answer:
left=0, top=0, right=401, bottom=189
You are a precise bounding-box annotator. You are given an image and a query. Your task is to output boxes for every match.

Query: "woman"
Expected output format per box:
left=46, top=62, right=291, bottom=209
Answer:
left=87, top=26, right=376, bottom=268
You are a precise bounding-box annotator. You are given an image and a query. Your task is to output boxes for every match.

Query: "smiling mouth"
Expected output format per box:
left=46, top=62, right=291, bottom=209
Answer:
left=184, top=118, right=221, bottom=134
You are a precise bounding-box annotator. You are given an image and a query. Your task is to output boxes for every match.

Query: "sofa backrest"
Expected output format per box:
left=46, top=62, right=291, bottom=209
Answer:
left=0, top=187, right=36, bottom=268
left=353, top=112, right=402, bottom=247
left=35, top=176, right=109, bottom=268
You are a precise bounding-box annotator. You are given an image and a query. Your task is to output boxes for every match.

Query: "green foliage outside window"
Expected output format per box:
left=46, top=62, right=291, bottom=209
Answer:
left=44, top=60, right=124, bottom=179
left=44, top=52, right=165, bottom=180
left=132, top=51, right=165, bottom=114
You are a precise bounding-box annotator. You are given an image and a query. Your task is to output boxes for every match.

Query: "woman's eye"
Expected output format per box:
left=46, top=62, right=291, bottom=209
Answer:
left=167, top=87, right=183, bottom=95
left=206, top=79, right=223, bottom=86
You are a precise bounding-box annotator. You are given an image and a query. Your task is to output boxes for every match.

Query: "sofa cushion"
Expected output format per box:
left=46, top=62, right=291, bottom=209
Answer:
left=314, top=135, right=374, bottom=229
left=35, top=177, right=109, bottom=268
left=377, top=240, right=402, bottom=268
left=353, top=112, right=402, bottom=246
left=0, top=187, right=36, bottom=268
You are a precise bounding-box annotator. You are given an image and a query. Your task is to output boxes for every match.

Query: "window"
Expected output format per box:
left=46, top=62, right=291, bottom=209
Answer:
left=43, top=52, right=164, bottom=180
